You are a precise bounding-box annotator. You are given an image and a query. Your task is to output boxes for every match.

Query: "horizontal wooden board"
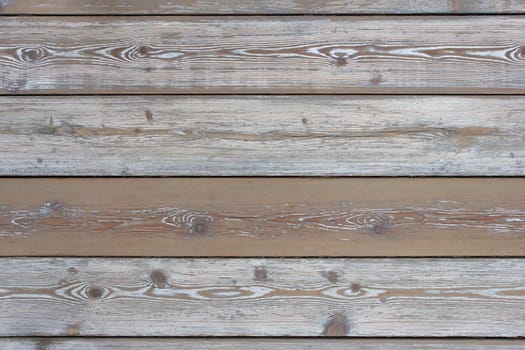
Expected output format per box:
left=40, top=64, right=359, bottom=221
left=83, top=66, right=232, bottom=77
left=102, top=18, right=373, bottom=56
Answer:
left=1, top=178, right=524, bottom=257
left=1, top=96, right=523, bottom=176
left=1, top=17, right=524, bottom=94
left=1, top=338, right=525, bottom=350
left=1, top=0, right=524, bottom=14
left=0, top=258, right=524, bottom=336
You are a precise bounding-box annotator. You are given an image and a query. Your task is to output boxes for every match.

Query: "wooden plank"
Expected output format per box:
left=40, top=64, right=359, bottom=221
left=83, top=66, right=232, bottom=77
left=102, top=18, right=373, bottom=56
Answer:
left=0, top=258, right=524, bottom=336
left=1, top=17, right=524, bottom=94
left=1, top=96, right=523, bottom=176
left=1, top=338, right=525, bottom=350
left=1, top=0, right=524, bottom=14
left=1, top=178, right=523, bottom=257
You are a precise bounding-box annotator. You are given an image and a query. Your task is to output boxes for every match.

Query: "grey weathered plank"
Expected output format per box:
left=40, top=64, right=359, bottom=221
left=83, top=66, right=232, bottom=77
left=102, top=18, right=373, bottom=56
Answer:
left=0, top=258, right=524, bottom=336
left=1, top=178, right=524, bottom=256
left=1, top=338, right=525, bottom=350
left=0, top=96, right=523, bottom=175
left=1, top=17, right=524, bottom=94
left=1, top=0, right=524, bottom=14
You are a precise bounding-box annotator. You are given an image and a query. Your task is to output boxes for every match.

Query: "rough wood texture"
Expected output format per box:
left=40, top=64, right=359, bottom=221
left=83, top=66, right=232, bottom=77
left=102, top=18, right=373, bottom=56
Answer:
left=0, top=258, right=524, bottom=336
left=1, top=178, right=523, bottom=257
left=1, top=17, right=524, bottom=94
left=1, top=0, right=524, bottom=14
left=1, top=96, right=523, bottom=176
left=1, top=338, right=524, bottom=350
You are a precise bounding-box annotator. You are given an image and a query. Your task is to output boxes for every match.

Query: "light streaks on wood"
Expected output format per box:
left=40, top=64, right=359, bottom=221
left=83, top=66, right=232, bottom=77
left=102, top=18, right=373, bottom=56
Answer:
left=1, top=0, right=524, bottom=14
left=0, top=258, right=523, bottom=336
left=1, top=17, right=524, bottom=94
left=0, top=96, right=523, bottom=176
left=2, top=42, right=522, bottom=70
left=2, top=198, right=523, bottom=238
left=0, top=178, right=523, bottom=256
left=1, top=338, right=525, bottom=350
left=0, top=0, right=524, bottom=344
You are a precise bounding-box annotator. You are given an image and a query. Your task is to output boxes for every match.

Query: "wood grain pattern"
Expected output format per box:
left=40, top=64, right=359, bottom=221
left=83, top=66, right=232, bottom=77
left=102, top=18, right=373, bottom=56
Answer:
left=1, top=178, right=523, bottom=256
left=1, top=0, right=524, bottom=14
left=1, top=338, right=525, bottom=350
left=0, top=258, right=524, bottom=336
left=1, top=17, right=524, bottom=94
left=1, top=96, right=523, bottom=176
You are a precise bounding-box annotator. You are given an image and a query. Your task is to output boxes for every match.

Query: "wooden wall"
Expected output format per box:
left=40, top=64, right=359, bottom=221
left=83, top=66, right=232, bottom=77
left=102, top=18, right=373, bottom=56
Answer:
left=0, top=1, right=524, bottom=348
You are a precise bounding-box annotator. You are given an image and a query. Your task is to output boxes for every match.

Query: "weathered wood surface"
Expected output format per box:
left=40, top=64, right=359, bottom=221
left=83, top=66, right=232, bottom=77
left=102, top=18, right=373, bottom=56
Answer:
left=1, top=338, right=525, bottom=350
left=1, top=0, right=524, bottom=14
left=1, top=17, right=524, bottom=94
left=1, top=96, right=523, bottom=176
left=1, top=178, right=524, bottom=257
left=0, top=258, right=524, bottom=336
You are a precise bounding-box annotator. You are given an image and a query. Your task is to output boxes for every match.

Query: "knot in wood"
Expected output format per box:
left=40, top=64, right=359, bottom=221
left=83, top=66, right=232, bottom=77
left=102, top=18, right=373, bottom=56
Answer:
left=254, top=266, right=268, bottom=281
left=87, top=285, right=104, bottom=299
left=150, top=269, right=168, bottom=288
left=321, top=271, right=339, bottom=283
left=21, top=47, right=43, bottom=63
left=323, top=313, right=349, bottom=336
left=191, top=217, right=208, bottom=234
left=138, top=45, right=150, bottom=56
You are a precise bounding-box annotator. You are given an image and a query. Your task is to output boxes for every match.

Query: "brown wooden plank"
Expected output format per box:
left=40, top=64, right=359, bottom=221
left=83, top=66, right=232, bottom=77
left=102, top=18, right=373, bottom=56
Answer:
left=0, top=258, right=524, bottom=336
left=1, top=16, right=524, bottom=94
left=1, top=0, right=524, bottom=14
left=1, top=338, right=525, bottom=350
left=0, top=96, right=523, bottom=176
left=1, top=178, right=523, bottom=256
